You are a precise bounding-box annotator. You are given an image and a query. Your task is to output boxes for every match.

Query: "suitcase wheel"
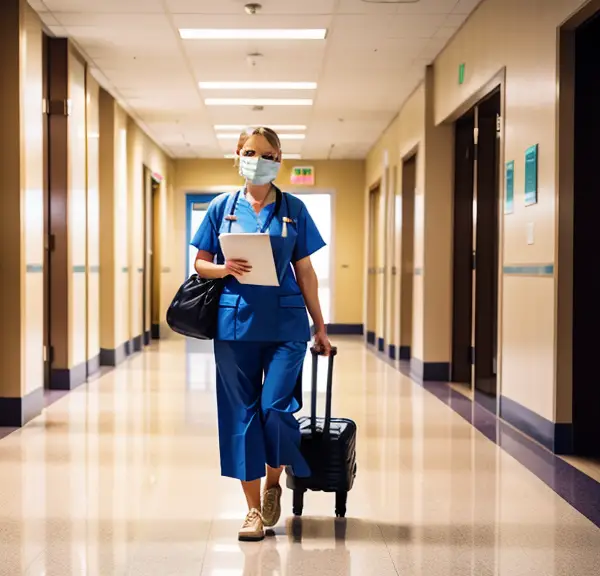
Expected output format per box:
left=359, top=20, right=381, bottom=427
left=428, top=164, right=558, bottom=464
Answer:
left=335, top=491, right=347, bottom=518
left=293, top=489, right=305, bottom=516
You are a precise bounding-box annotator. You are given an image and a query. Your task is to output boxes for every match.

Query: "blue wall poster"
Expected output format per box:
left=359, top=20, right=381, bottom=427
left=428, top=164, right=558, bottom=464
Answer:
left=505, top=160, right=514, bottom=214
left=524, top=144, right=538, bottom=206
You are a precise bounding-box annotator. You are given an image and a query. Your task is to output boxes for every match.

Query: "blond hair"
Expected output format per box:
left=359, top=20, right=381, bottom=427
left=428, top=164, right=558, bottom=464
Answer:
left=235, top=126, right=282, bottom=164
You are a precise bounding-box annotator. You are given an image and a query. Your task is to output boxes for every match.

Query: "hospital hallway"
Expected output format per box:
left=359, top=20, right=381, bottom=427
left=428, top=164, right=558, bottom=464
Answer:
left=1, top=336, right=599, bottom=576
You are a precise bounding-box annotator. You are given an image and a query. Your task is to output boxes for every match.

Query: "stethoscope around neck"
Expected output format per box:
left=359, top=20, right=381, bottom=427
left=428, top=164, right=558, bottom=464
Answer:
left=226, top=186, right=292, bottom=237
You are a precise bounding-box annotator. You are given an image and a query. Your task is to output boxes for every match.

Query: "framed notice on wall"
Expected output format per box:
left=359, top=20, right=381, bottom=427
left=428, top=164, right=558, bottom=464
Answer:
left=524, top=144, right=538, bottom=206
left=290, top=166, right=315, bottom=186
left=505, top=160, right=514, bottom=214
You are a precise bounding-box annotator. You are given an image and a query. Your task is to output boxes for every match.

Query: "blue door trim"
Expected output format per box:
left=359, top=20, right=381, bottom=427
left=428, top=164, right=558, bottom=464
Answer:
left=185, top=193, right=220, bottom=279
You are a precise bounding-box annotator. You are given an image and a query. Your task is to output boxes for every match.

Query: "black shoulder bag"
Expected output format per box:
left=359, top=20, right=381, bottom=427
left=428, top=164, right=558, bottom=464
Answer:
left=166, top=274, right=224, bottom=340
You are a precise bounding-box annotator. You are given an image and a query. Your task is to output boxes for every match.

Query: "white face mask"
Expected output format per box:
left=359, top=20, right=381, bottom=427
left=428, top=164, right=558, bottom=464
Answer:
left=239, top=156, right=281, bottom=185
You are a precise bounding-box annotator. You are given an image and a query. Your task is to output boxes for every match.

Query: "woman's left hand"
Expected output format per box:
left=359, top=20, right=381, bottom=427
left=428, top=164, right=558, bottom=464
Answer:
left=313, top=329, right=332, bottom=356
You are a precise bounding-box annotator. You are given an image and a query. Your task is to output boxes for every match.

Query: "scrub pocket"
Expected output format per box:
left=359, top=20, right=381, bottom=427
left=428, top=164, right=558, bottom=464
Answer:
left=217, top=293, right=240, bottom=340
left=278, top=294, right=310, bottom=342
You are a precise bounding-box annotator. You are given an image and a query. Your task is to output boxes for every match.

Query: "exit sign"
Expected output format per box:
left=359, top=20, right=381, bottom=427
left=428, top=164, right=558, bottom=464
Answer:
left=458, top=63, right=466, bottom=85
left=290, top=166, right=315, bottom=186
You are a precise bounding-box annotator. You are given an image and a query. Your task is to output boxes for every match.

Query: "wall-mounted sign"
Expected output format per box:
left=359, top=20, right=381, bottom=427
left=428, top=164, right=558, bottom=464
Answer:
left=458, top=63, right=466, bottom=85
left=524, top=144, right=538, bottom=206
left=505, top=160, right=514, bottom=214
left=291, top=166, right=315, bottom=186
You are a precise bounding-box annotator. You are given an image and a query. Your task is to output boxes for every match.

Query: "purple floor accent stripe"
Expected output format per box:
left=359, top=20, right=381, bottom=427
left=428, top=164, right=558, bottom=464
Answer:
left=0, top=427, right=17, bottom=440
left=44, top=389, right=69, bottom=408
left=383, top=351, right=600, bottom=529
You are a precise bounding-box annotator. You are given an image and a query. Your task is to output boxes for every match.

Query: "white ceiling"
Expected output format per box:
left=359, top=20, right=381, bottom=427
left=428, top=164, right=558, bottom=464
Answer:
left=29, top=0, right=482, bottom=160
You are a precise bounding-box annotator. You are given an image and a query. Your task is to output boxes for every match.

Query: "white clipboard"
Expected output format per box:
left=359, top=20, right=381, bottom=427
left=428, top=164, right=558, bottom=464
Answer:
left=219, top=233, right=280, bottom=287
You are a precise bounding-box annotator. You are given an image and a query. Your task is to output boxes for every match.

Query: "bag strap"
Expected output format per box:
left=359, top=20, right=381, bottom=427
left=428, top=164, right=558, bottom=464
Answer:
left=310, top=346, right=338, bottom=437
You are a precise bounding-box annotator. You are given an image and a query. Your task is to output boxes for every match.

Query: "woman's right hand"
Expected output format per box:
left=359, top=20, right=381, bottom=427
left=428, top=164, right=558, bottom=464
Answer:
left=224, top=259, right=252, bottom=278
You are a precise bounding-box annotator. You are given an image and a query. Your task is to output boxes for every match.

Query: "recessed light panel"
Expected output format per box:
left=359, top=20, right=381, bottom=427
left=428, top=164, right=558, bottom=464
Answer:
left=180, top=29, right=327, bottom=40
left=205, top=98, right=313, bottom=106
left=200, top=82, right=317, bottom=90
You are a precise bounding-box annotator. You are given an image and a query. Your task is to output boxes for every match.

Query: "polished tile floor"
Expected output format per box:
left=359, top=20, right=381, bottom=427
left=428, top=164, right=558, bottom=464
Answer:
left=1, top=336, right=600, bottom=575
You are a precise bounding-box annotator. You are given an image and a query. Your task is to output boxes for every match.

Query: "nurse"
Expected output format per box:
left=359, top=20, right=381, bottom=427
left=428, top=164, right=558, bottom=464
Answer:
left=190, top=126, right=331, bottom=542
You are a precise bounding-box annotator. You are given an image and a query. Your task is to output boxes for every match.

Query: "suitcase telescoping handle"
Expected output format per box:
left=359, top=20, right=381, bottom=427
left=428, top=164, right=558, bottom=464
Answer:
left=309, top=346, right=338, bottom=437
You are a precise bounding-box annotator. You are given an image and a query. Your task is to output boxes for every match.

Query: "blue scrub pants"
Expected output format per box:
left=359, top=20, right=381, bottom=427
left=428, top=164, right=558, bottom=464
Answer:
left=213, top=340, right=311, bottom=482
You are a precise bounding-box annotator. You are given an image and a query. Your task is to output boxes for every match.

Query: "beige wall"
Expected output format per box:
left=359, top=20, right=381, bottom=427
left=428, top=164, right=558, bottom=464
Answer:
left=0, top=0, right=44, bottom=418
left=22, top=3, right=45, bottom=395
left=366, top=84, right=426, bottom=358
left=127, top=120, right=173, bottom=340
left=366, top=0, right=589, bottom=425
left=100, top=94, right=173, bottom=350
left=433, top=0, right=586, bottom=423
left=172, top=159, right=365, bottom=326
left=87, top=73, right=100, bottom=364
left=68, top=47, right=88, bottom=368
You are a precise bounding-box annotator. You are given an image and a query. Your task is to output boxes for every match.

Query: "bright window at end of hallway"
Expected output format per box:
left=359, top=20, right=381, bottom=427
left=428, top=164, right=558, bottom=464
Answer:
left=294, top=193, right=332, bottom=325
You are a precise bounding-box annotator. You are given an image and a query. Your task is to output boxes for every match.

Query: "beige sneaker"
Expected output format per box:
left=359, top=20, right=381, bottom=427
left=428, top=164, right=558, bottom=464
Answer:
left=262, top=485, right=282, bottom=528
left=238, top=509, right=265, bottom=542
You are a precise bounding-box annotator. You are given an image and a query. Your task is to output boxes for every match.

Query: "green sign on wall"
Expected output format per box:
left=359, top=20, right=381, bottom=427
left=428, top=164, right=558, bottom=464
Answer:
left=524, top=144, right=538, bottom=206
left=458, top=63, right=466, bottom=85
left=505, top=160, right=514, bottom=214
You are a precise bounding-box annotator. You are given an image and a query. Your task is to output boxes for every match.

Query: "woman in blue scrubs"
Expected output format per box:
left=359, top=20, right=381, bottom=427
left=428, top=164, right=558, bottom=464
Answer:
left=191, top=127, right=331, bottom=541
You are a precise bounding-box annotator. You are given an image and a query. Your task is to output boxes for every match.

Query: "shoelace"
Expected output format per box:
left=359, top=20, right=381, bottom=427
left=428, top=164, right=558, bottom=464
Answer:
left=243, top=509, right=262, bottom=527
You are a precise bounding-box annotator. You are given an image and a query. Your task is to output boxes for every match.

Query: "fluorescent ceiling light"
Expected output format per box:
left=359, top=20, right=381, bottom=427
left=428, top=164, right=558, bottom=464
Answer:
left=199, top=81, right=316, bottom=90
left=217, top=133, right=305, bottom=140
left=205, top=98, right=312, bottom=106
left=215, top=125, right=307, bottom=131
left=180, top=29, right=327, bottom=40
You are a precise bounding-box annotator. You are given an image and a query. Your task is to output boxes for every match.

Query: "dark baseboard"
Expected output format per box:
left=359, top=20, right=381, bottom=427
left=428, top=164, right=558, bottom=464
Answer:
left=326, top=323, right=364, bottom=336
left=100, top=341, right=128, bottom=367
left=87, top=354, right=100, bottom=377
left=50, top=361, right=88, bottom=391
left=410, top=358, right=450, bottom=382
left=132, top=334, right=143, bottom=352
left=389, top=344, right=397, bottom=360
left=377, top=337, right=385, bottom=352
left=144, top=330, right=151, bottom=346
left=399, top=345, right=411, bottom=360
left=124, top=340, right=131, bottom=356
left=151, top=323, right=161, bottom=339
left=500, top=395, right=574, bottom=454
left=0, top=387, right=44, bottom=427
left=474, top=389, right=497, bottom=414
left=366, top=331, right=376, bottom=345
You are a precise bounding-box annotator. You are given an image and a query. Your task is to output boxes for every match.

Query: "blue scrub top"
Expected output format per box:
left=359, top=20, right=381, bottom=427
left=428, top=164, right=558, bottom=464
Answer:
left=190, top=189, right=326, bottom=342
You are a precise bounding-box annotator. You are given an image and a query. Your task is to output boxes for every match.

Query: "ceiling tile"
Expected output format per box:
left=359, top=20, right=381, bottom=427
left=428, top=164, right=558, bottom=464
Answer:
left=34, top=0, right=483, bottom=158
left=453, top=0, right=484, bottom=15
left=42, top=0, right=164, bottom=12
left=171, top=13, right=332, bottom=29
left=167, top=0, right=336, bottom=14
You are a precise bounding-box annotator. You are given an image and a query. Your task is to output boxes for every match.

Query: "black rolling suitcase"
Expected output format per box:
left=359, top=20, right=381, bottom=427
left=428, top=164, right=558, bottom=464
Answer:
left=285, top=347, right=357, bottom=518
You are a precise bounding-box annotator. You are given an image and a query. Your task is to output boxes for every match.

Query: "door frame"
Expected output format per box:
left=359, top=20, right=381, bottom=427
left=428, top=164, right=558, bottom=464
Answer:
left=556, top=2, right=600, bottom=450
left=398, top=150, right=418, bottom=362
left=366, top=179, right=382, bottom=346
left=443, top=68, right=506, bottom=413
left=185, top=192, right=221, bottom=279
